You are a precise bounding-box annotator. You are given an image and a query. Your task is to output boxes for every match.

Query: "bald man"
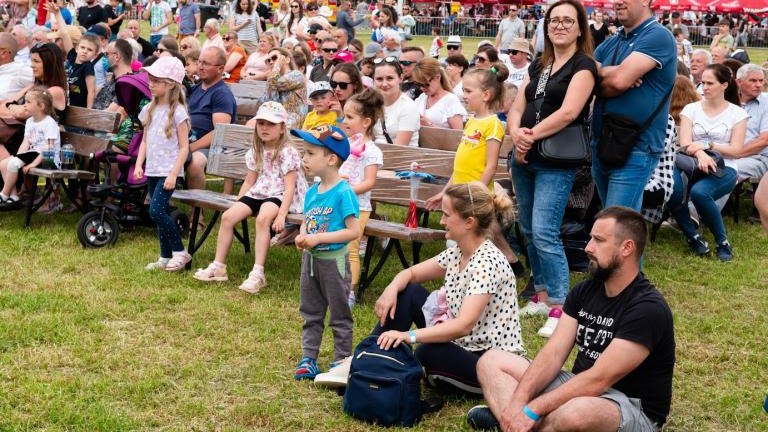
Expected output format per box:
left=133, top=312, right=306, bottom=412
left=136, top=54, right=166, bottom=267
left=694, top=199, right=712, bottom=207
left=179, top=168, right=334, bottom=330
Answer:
left=0, top=33, right=33, bottom=100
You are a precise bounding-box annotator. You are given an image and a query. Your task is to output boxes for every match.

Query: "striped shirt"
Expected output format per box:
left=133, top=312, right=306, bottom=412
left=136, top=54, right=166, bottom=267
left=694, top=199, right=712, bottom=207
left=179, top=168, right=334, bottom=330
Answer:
left=233, top=11, right=260, bottom=42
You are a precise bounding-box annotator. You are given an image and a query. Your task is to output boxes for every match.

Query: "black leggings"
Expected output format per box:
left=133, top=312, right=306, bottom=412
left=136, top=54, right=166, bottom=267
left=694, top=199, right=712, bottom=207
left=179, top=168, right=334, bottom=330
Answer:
left=371, top=283, right=485, bottom=395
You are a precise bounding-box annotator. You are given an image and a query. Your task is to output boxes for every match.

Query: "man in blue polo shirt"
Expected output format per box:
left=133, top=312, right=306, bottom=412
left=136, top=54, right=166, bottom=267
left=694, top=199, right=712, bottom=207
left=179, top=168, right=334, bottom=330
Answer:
left=186, top=46, right=237, bottom=192
left=591, top=0, right=676, bottom=211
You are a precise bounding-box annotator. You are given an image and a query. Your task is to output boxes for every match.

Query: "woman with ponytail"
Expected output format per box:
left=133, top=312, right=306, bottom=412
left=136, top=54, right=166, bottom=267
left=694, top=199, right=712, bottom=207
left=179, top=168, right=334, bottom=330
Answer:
left=332, top=182, right=525, bottom=396
left=668, top=63, right=747, bottom=262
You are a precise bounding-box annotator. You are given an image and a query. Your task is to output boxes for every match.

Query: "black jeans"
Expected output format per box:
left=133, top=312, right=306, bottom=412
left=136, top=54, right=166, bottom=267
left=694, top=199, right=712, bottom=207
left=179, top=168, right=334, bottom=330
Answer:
left=372, top=283, right=485, bottom=395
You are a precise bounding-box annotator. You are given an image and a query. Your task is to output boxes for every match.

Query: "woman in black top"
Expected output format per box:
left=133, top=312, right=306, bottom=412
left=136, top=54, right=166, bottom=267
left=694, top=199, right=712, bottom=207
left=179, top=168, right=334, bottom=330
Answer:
left=590, top=10, right=610, bottom=48
left=506, top=0, right=598, bottom=338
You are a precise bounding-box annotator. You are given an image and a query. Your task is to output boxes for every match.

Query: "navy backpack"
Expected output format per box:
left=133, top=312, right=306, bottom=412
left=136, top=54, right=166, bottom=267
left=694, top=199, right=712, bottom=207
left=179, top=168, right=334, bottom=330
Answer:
left=343, top=335, right=425, bottom=427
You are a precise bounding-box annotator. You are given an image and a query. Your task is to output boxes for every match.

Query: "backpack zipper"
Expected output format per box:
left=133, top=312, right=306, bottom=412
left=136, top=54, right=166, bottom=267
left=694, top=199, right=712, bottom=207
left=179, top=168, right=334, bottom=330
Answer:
left=356, top=351, right=405, bottom=366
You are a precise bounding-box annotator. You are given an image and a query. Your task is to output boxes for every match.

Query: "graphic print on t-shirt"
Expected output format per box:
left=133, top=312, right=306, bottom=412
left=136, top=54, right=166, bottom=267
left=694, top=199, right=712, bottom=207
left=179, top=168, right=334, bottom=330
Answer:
left=575, top=307, right=617, bottom=362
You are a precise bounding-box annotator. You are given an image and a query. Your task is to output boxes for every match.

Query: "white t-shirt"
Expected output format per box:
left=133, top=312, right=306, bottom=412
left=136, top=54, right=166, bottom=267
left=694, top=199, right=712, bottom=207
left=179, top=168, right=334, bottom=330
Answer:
left=452, top=80, right=463, bottom=99
left=375, top=93, right=420, bottom=147
left=436, top=240, right=524, bottom=354
left=506, top=62, right=529, bottom=88
left=24, top=116, right=61, bottom=167
left=149, top=1, right=172, bottom=36
left=681, top=101, right=749, bottom=170
left=339, top=138, right=383, bottom=211
left=138, top=103, right=189, bottom=177
left=414, top=92, right=467, bottom=129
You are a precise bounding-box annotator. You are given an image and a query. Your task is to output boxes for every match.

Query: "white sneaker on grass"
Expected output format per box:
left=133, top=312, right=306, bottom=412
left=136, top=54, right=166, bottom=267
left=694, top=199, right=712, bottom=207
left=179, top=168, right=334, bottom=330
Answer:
left=145, top=258, right=169, bottom=271
left=538, top=308, right=563, bottom=338
left=519, top=294, right=550, bottom=317
left=314, top=356, right=352, bottom=388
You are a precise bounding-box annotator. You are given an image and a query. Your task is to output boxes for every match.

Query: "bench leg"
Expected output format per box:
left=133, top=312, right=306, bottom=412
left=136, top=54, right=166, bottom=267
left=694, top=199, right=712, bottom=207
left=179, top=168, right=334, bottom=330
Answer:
left=57, top=178, right=89, bottom=213
left=24, top=177, right=53, bottom=228
left=186, top=207, right=202, bottom=269
left=233, top=219, right=251, bottom=254
left=357, top=234, right=378, bottom=301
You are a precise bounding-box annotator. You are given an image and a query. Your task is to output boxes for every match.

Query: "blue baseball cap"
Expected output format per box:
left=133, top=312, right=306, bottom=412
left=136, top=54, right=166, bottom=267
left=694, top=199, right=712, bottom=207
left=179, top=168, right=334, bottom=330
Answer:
left=290, top=125, right=350, bottom=161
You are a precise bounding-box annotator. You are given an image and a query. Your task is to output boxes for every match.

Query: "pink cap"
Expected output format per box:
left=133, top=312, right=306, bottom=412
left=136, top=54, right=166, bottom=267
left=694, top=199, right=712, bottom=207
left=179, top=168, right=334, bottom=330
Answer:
left=334, top=50, right=355, bottom=64
left=141, top=56, right=185, bottom=84
left=255, top=101, right=288, bottom=124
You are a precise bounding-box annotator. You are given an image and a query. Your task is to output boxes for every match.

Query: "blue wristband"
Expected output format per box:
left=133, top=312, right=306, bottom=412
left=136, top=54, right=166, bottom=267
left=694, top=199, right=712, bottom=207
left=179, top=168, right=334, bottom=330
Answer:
left=522, top=405, right=541, bottom=422
left=408, top=329, right=417, bottom=344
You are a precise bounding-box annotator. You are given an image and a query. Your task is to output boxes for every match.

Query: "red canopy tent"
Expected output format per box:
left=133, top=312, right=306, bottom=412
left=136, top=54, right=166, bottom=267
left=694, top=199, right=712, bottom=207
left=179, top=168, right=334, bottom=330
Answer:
left=715, top=0, right=768, bottom=13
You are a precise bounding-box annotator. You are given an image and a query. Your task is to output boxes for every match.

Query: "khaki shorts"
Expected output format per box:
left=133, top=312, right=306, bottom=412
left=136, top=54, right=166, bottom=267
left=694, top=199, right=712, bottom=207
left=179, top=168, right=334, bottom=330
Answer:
left=544, top=370, right=660, bottom=432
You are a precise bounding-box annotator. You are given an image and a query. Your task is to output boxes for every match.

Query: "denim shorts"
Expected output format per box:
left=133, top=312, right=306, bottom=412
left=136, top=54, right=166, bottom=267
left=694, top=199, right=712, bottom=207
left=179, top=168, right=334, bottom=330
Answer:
left=544, top=370, right=660, bottom=432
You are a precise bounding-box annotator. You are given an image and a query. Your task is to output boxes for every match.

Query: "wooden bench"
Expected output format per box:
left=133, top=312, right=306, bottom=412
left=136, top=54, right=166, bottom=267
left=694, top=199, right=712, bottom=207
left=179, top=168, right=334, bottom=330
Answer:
left=229, top=80, right=268, bottom=125
left=171, top=124, right=445, bottom=300
left=23, top=107, right=120, bottom=227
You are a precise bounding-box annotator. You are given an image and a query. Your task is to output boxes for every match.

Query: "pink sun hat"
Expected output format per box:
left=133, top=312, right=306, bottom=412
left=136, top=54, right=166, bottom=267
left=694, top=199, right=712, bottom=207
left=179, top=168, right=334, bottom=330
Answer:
left=141, top=56, right=185, bottom=84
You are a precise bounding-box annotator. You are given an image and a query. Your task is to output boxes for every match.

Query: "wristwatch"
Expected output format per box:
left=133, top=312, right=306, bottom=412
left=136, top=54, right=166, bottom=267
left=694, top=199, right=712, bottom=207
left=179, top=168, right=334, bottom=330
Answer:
left=703, top=141, right=712, bottom=150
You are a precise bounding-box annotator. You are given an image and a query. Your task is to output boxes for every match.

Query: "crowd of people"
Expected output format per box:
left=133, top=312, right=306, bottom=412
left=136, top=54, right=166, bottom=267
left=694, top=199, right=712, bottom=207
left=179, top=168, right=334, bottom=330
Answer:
left=0, top=0, right=767, bottom=430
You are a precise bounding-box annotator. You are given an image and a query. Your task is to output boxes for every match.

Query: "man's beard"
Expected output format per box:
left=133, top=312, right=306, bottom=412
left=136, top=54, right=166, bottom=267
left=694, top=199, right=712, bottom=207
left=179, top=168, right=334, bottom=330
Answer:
left=588, top=253, right=621, bottom=282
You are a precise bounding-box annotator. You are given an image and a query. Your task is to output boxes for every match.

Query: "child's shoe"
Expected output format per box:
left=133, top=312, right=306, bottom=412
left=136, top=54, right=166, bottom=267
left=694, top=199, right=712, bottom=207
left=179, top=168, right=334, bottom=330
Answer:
left=165, top=251, right=192, bottom=272
left=145, top=258, right=169, bottom=271
left=294, top=357, right=320, bottom=380
left=193, top=262, right=228, bottom=281
left=238, top=270, right=266, bottom=294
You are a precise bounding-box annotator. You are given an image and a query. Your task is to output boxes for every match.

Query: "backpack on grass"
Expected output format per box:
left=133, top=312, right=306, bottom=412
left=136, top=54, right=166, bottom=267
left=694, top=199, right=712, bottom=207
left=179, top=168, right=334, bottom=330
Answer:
left=343, top=335, right=425, bottom=427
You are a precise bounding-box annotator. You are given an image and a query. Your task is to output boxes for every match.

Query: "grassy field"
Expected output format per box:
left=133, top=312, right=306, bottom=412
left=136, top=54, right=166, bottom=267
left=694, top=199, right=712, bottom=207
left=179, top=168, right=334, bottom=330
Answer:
left=0, top=24, right=764, bottom=431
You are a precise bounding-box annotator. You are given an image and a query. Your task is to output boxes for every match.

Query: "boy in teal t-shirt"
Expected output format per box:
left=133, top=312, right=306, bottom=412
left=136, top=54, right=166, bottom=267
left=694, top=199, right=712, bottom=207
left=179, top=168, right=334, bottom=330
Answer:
left=290, top=125, right=360, bottom=381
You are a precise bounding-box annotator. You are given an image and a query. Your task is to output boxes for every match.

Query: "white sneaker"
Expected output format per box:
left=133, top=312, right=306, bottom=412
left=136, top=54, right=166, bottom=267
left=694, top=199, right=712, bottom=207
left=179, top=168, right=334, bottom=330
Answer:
left=519, top=296, right=551, bottom=317
left=145, top=259, right=169, bottom=271
left=238, top=271, right=266, bottom=294
left=537, top=308, right=563, bottom=338
left=193, top=262, right=228, bottom=282
left=314, top=356, right=352, bottom=388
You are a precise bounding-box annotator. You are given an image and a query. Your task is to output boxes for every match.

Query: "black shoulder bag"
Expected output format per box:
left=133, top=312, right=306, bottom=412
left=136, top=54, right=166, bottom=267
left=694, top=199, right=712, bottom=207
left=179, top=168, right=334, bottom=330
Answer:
left=597, top=44, right=673, bottom=167
left=532, top=62, right=591, bottom=168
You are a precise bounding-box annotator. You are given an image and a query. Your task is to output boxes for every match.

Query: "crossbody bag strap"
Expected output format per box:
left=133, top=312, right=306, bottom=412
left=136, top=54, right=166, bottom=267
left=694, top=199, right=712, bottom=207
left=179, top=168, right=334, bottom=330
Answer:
left=533, top=62, right=552, bottom=125
left=380, top=119, right=393, bottom=144
left=641, top=85, right=674, bottom=129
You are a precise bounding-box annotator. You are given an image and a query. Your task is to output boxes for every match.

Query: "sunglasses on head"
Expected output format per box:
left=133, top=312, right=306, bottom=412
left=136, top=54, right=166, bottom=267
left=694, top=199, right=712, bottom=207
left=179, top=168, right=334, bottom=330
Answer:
left=322, top=47, right=338, bottom=53
left=329, top=80, right=351, bottom=90
left=373, top=56, right=399, bottom=65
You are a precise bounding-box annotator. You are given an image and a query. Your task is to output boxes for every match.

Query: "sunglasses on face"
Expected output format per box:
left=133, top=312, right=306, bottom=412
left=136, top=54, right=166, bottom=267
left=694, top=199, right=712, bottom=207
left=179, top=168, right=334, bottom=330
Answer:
left=322, top=48, right=338, bottom=53
left=155, top=47, right=166, bottom=53
left=266, top=54, right=280, bottom=63
left=447, top=45, right=460, bottom=50
left=329, top=80, right=351, bottom=90
left=222, top=36, right=232, bottom=41
left=291, top=4, right=299, bottom=8
left=476, top=56, right=488, bottom=63
left=307, top=7, right=317, bottom=11
left=510, top=50, right=523, bottom=56
left=399, top=60, right=415, bottom=67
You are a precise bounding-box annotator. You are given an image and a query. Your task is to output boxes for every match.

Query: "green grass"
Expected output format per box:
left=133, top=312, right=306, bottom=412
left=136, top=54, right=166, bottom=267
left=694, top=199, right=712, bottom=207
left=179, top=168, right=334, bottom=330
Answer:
left=0, top=191, right=767, bottom=430
left=0, top=22, right=764, bottom=431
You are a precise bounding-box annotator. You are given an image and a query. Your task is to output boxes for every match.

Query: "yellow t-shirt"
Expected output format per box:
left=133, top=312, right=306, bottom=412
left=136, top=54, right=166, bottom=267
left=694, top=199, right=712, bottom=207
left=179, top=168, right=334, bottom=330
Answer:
left=302, top=110, right=338, bottom=130
left=453, top=115, right=504, bottom=186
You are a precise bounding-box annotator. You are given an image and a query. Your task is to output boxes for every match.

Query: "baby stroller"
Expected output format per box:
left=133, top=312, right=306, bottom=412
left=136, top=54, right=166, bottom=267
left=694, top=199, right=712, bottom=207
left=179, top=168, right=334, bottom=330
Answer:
left=76, top=72, right=189, bottom=247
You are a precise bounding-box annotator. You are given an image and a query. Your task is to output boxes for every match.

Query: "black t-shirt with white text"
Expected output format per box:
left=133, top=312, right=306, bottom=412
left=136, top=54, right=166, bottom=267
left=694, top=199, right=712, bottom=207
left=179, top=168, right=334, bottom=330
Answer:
left=66, top=49, right=95, bottom=108
left=563, top=274, right=675, bottom=425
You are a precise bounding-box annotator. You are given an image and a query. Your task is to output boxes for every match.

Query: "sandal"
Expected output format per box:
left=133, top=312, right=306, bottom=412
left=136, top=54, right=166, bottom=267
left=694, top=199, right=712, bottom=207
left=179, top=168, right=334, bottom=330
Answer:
left=165, top=252, right=192, bottom=272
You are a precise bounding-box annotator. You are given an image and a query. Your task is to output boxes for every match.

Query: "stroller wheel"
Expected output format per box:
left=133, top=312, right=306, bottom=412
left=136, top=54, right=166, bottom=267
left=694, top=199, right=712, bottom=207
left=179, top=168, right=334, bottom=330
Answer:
left=77, top=210, right=120, bottom=248
left=170, top=208, right=190, bottom=238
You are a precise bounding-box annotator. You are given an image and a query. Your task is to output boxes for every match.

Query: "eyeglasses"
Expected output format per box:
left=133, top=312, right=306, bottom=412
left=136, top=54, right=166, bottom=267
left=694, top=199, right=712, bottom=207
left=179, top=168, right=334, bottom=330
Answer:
left=322, top=48, right=338, bottom=53
left=197, top=60, right=223, bottom=67
left=547, top=17, right=577, bottom=30
left=476, top=56, right=488, bottom=63
left=447, top=45, right=460, bottom=50
left=399, top=60, right=415, bottom=66
left=329, top=80, right=351, bottom=90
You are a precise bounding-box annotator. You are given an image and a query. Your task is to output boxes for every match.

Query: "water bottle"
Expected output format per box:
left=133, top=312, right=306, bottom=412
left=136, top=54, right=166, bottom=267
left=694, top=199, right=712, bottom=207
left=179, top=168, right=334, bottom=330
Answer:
left=42, top=148, right=56, bottom=169
left=61, top=144, right=75, bottom=170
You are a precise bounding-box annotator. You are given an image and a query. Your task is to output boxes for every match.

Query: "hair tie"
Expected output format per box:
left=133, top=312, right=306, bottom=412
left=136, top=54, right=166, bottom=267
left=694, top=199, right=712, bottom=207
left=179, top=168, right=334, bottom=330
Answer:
left=490, top=66, right=497, bottom=74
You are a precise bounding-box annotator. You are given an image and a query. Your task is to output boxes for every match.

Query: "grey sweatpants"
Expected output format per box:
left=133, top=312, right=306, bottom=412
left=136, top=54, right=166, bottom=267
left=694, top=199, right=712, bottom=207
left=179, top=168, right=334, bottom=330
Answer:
left=299, top=251, right=353, bottom=362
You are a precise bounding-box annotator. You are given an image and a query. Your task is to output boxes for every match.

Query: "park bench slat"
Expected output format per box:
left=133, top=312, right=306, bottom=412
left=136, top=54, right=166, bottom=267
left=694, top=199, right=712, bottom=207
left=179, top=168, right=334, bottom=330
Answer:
left=61, top=106, right=122, bottom=133
left=27, top=168, right=96, bottom=180
left=418, top=125, right=515, bottom=156
left=230, top=81, right=268, bottom=124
